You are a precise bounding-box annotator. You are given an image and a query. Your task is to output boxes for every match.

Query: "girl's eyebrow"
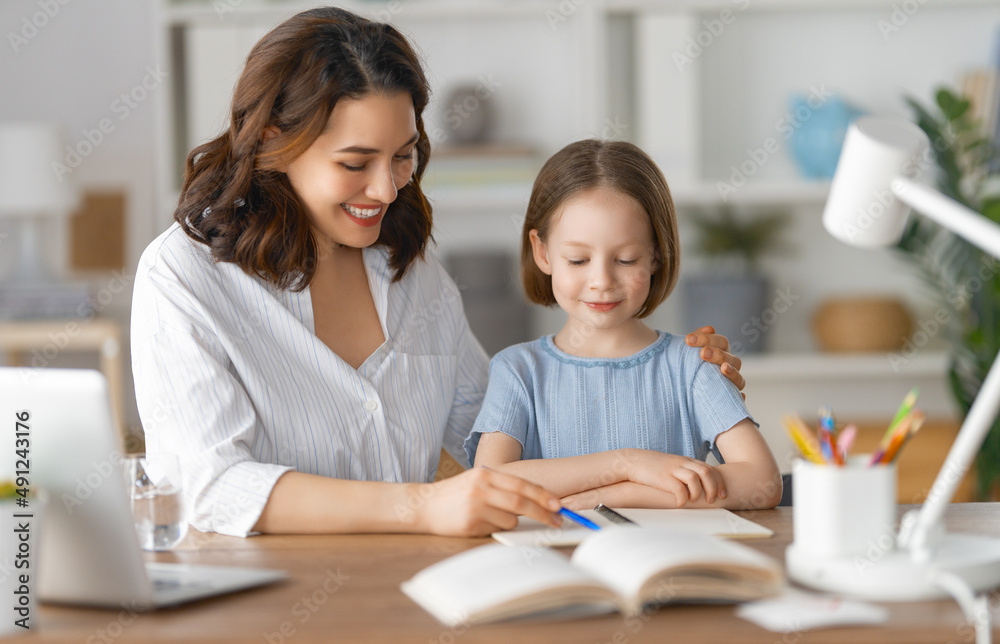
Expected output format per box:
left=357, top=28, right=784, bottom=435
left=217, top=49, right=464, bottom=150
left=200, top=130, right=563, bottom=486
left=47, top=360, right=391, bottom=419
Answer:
left=335, top=132, right=419, bottom=155
left=560, top=240, right=646, bottom=250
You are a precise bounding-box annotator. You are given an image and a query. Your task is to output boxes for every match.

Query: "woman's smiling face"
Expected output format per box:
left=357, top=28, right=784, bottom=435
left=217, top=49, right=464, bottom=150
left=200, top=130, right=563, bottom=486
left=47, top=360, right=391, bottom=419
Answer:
left=283, top=91, right=418, bottom=252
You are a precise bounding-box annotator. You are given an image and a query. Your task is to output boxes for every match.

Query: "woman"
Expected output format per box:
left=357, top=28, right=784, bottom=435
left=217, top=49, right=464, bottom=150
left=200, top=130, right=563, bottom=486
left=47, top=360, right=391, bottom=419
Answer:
left=131, top=7, right=747, bottom=538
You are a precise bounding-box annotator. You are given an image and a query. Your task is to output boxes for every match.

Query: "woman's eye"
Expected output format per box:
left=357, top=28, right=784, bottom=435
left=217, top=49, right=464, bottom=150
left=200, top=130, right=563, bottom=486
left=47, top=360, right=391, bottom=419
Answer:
left=341, top=163, right=365, bottom=172
left=394, top=151, right=414, bottom=162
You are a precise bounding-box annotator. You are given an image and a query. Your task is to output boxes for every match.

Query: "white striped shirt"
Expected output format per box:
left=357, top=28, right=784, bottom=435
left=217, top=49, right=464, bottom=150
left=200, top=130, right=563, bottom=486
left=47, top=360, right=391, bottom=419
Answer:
left=130, top=223, right=488, bottom=537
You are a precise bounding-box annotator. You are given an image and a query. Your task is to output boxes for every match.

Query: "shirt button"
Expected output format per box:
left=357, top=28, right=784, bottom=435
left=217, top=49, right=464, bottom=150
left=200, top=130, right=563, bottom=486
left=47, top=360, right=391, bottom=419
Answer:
left=364, top=400, right=378, bottom=412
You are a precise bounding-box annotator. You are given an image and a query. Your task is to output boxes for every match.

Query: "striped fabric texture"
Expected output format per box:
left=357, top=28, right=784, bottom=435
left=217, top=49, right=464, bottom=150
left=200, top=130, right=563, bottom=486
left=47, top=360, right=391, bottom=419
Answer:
left=465, top=333, right=753, bottom=466
left=131, top=224, right=488, bottom=536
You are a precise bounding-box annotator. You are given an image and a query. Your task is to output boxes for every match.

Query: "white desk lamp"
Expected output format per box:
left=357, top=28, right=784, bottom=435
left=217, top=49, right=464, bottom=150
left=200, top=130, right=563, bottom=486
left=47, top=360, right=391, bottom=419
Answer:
left=786, top=115, right=1000, bottom=602
left=0, top=122, right=79, bottom=284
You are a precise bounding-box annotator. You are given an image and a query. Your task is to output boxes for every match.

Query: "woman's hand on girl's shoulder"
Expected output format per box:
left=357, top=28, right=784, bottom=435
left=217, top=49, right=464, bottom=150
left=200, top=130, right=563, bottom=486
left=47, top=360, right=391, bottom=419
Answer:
left=685, top=325, right=746, bottom=398
left=411, top=467, right=563, bottom=537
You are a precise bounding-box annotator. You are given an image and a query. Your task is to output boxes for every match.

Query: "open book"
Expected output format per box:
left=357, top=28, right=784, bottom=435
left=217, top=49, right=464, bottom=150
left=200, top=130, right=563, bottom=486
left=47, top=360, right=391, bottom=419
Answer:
left=401, top=528, right=783, bottom=626
left=493, top=507, right=773, bottom=547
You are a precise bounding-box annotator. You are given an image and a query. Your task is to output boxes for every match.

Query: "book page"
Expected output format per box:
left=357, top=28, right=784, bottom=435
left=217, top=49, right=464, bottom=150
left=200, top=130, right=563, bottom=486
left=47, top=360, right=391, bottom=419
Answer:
left=570, top=529, right=783, bottom=614
left=492, top=508, right=773, bottom=547
left=400, top=544, right=619, bottom=626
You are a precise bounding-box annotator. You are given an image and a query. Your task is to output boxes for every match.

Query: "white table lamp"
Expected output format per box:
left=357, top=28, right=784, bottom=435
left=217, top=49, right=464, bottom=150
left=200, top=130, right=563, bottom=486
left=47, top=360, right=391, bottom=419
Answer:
left=0, top=122, right=80, bottom=284
left=787, top=115, right=1000, bottom=603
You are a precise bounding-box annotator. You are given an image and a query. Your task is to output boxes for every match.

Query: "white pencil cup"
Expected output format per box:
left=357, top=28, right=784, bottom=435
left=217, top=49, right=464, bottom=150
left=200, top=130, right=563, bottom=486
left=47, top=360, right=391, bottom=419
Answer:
left=790, top=458, right=897, bottom=559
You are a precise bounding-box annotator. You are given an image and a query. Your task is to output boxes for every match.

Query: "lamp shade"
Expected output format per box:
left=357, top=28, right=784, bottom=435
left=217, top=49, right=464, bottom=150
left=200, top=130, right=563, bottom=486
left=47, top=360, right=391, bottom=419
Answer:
left=822, top=115, right=929, bottom=248
left=0, top=122, right=79, bottom=217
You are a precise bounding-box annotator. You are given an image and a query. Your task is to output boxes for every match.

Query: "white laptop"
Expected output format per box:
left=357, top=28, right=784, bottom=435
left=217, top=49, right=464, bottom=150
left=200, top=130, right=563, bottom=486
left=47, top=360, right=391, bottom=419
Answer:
left=0, top=367, right=287, bottom=608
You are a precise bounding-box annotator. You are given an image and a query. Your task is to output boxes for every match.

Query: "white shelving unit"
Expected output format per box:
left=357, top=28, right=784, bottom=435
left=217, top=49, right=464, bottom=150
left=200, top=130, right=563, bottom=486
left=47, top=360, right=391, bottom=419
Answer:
left=152, top=0, right=998, bottom=465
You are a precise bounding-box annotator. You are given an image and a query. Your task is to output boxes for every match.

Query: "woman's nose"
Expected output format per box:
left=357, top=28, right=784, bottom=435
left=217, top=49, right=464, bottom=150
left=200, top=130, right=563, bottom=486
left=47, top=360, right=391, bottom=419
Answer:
left=365, top=163, right=398, bottom=204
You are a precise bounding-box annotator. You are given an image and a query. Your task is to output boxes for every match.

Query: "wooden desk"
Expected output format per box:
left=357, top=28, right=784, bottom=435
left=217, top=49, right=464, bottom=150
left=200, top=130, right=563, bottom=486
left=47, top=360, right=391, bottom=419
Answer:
left=35, top=504, right=1000, bottom=643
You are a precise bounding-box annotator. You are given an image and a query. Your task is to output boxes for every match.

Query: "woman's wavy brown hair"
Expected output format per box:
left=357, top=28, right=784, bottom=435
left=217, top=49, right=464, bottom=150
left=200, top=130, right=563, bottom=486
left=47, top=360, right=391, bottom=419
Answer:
left=521, top=139, right=680, bottom=319
left=175, top=7, right=433, bottom=288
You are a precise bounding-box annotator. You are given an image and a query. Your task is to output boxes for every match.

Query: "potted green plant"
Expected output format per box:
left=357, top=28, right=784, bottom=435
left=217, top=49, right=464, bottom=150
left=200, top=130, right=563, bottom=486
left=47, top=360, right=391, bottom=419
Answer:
left=682, top=205, right=791, bottom=354
left=898, top=87, right=1000, bottom=498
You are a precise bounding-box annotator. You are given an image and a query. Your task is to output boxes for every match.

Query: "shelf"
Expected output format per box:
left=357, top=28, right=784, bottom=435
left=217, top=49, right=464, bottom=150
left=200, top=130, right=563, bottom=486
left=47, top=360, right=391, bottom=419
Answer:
left=670, top=180, right=830, bottom=207
left=163, top=0, right=555, bottom=25
left=741, top=350, right=949, bottom=381
left=424, top=183, right=532, bottom=215
left=603, top=0, right=1000, bottom=14
left=423, top=178, right=830, bottom=213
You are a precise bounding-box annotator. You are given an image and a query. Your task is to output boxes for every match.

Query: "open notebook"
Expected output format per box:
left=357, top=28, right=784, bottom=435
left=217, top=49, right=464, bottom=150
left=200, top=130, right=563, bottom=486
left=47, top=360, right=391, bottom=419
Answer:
left=493, top=507, right=773, bottom=547
left=403, top=528, right=784, bottom=626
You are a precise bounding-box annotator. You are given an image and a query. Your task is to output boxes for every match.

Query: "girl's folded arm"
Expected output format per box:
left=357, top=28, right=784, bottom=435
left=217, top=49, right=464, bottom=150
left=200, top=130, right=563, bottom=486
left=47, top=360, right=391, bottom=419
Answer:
left=474, top=432, right=634, bottom=498
left=710, top=419, right=783, bottom=509
left=560, top=420, right=783, bottom=510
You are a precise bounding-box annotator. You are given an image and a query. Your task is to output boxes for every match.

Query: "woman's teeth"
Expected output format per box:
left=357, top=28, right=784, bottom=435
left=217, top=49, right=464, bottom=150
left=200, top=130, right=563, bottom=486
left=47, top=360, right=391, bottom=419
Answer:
left=343, top=204, right=380, bottom=218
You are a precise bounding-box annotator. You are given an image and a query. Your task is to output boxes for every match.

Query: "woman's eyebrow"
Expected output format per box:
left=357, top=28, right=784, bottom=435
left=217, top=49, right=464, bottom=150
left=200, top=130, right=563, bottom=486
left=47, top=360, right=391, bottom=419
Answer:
left=335, top=132, right=418, bottom=155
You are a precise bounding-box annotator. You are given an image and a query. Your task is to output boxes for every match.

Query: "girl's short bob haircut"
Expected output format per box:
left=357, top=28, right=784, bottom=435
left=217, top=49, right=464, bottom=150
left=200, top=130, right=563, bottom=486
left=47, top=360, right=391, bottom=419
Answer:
left=520, top=139, right=680, bottom=319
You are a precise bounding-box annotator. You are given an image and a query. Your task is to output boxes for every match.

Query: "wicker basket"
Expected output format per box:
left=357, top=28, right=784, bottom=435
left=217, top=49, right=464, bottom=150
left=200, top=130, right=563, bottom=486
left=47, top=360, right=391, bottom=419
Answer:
left=812, top=297, right=914, bottom=353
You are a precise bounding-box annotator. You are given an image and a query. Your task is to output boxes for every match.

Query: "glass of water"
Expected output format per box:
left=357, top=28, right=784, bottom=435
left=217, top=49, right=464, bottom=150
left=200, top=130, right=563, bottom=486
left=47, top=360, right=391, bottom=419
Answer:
left=122, top=453, right=188, bottom=551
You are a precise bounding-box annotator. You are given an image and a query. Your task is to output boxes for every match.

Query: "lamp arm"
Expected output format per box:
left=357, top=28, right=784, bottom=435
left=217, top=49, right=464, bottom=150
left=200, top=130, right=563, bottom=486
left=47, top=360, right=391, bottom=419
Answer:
left=891, top=177, right=1000, bottom=258
left=890, top=176, right=1000, bottom=557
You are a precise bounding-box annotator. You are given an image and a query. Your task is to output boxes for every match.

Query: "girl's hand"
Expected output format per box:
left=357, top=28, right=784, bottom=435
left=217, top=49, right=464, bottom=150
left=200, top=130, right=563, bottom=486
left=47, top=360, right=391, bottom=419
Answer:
left=413, top=467, right=562, bottom=537
left=621, top=449, right=727, bottom=506
left=685, top=325, right=746, bottom=396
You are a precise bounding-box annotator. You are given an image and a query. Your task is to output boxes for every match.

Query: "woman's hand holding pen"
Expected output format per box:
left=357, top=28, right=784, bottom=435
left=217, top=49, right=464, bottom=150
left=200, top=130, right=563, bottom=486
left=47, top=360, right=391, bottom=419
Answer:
left=410, top=467, right=563, bottom=537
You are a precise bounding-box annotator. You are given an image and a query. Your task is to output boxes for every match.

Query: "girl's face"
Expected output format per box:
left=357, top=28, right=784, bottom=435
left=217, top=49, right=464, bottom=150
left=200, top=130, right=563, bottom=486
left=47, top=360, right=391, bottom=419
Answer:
left=530, top=187, right=660, bottom=338
left=283, top=92, right=418, bottom=252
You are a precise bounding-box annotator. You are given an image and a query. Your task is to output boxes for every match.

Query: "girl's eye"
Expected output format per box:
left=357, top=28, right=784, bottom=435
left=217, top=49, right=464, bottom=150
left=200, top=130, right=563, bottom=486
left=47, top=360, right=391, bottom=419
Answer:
left=567, top=259, right=587, bottom=266
left=341, top=163, right=365, bottom=172
left=618, top=259, right=639, bottom=266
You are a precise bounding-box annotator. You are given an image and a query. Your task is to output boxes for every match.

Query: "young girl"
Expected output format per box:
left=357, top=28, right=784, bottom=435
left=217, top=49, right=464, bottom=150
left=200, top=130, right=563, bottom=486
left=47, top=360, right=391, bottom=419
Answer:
left=130, top=8, right=749, bottom=538
left=467, top=140, right=782, bottom=510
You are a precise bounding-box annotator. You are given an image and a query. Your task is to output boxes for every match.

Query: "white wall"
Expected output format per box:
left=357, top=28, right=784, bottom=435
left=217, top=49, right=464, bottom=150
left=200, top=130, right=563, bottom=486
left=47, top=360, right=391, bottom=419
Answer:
left=2, top=1, right=998, bottom=436
left=1, top=0, right=160, bottom=431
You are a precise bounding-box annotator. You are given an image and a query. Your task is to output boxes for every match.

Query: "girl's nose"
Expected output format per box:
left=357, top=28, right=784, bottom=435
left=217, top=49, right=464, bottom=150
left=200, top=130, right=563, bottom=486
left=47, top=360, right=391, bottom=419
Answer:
left=589, top=261, right=615, bottom=290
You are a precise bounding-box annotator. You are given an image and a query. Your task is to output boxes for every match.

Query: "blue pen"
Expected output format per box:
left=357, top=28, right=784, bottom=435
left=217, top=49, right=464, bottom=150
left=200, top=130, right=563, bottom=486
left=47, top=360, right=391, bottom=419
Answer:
left=559, top=507, right=601, bottom=531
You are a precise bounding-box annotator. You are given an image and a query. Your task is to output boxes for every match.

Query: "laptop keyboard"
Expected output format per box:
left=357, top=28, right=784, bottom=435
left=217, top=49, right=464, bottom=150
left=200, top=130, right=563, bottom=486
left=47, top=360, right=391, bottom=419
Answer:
left=152, top=577, right=211, bottom=591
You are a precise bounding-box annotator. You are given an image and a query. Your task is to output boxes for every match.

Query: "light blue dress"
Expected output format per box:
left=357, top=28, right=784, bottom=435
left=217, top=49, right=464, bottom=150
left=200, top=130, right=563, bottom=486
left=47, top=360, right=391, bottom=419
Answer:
left=464, top=332, right=753, bottom=466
